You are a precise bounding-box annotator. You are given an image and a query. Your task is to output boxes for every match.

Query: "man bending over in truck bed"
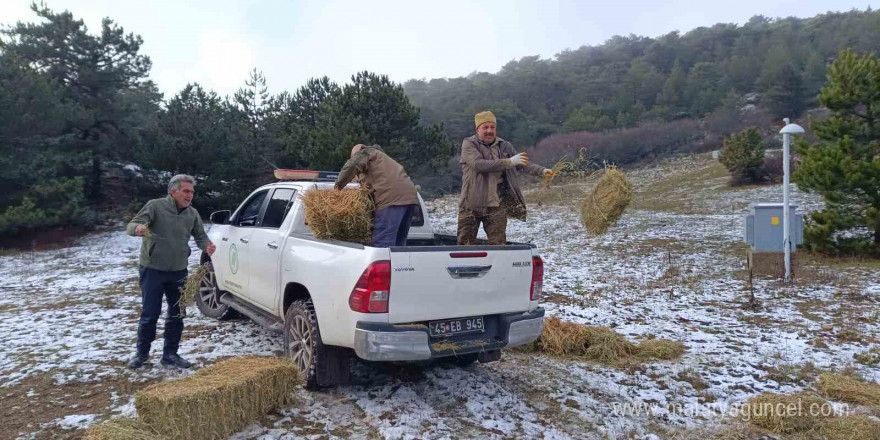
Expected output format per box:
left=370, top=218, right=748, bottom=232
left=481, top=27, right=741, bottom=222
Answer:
left=335, top=144, right=419, bottom=247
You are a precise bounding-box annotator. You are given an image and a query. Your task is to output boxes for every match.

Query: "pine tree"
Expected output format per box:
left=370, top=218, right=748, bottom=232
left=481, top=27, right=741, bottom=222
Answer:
left=719, top=127, right=766, bottom=185
left=794, top=49, right=880, bottom=255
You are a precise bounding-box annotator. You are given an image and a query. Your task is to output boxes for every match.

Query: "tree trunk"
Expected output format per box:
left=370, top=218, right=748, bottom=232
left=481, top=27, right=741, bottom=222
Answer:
left=88, top=151, right=101, bottom=202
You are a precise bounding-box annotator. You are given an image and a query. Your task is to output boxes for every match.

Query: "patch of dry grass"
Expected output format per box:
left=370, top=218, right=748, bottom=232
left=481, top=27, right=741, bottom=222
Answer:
left=630, top=159, right=729, bottom=214
left=817, top=373, right=880, bottom=407
left=638, top=338, right=687, bottom=360
left=854, top=346, right=880, bottom=367
left=742, top=392, right=832, bottom=434
left=741, top=391, right=880, bottom=439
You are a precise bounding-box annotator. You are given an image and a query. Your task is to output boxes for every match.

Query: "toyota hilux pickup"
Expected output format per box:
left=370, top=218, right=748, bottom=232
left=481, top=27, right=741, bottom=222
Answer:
left=196, top=171, right=545, bottom=388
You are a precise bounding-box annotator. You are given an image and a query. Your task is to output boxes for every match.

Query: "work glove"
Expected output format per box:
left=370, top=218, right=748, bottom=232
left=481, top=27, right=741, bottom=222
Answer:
left=543, top=169, right=557, bottom=178
left=509, top=153, right=529, bottom=166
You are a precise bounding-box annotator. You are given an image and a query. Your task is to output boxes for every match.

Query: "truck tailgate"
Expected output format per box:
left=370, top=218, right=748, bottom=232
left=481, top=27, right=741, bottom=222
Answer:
left=388, top=246, right=534, bottom=323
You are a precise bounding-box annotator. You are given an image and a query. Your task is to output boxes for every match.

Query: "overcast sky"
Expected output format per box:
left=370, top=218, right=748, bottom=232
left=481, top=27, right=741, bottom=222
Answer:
left=1, top=0, right=873, bottom=99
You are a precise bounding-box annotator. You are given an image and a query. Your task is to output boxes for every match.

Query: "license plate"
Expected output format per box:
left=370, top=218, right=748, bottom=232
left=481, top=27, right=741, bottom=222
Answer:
left=429, top=316, right=484, bottom=337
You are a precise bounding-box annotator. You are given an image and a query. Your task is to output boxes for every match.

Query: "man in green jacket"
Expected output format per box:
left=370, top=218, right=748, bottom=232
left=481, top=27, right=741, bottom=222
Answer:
left=458, top=110, right=555, bottom=245
left=125, top=174, right=215, bottom=369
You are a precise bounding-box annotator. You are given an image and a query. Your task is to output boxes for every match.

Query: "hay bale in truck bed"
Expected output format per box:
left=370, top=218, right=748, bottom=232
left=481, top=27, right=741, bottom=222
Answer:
left=302, top=186, right=374, bottom=245
left=134, top=356, right=301, bottom=440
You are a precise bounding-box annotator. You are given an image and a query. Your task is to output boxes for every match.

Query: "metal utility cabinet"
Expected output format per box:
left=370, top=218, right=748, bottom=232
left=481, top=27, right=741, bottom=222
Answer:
left=744, top=203, right=804, bottom=252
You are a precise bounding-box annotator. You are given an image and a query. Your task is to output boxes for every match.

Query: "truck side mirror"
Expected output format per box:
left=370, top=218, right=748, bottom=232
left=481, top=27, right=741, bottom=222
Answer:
left=210, top=210, right=231, bottom=225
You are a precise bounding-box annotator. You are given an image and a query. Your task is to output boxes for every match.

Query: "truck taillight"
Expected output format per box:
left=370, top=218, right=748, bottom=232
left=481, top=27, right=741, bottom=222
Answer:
left=530, top=256, right=543, bottom=301
left=349, top=260, right=391, bottom=313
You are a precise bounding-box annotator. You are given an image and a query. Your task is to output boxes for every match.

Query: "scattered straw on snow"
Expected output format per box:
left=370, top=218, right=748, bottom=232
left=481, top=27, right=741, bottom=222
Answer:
left=518, top=317, right=685, bottom=366
left=821, top=415, right=880, bottom=440
left=741, top=392, right=831, bottom=434
left=817, top=372, right=880, bottom=407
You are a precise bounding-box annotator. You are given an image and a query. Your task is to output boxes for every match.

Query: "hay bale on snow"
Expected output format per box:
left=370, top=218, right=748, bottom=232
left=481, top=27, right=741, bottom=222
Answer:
left=579, top=165, right=632, bottom=235
left=84, top=419, right=169, bottom=440
left=135, top=356, right=301, bottom=440
left=302, top=186, right=374, bottom=245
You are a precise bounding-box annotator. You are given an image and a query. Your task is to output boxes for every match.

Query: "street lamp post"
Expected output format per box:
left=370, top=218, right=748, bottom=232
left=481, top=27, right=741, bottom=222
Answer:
left=780, top=118, right=805, bottom=281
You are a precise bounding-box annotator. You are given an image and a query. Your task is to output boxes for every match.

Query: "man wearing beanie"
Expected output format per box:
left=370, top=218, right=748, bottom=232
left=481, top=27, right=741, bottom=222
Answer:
left=458, top=110, right=555, bottom=245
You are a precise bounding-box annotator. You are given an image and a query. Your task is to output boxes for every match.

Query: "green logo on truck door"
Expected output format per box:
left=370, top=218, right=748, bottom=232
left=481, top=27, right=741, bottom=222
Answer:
left=229, top=243, right=239, bottom=274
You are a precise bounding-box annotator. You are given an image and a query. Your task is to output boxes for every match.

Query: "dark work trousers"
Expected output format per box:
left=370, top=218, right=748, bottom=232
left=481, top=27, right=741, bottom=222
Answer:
left=372, top=204, right=417, bottom=247
left=136, top=266, right=188, bottom=357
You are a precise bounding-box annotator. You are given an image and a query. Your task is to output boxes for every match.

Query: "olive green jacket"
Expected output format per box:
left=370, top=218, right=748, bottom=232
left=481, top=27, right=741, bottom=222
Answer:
left=126, top=196, right=210, bottom=272
left=335, top=145, right=419, bottom=211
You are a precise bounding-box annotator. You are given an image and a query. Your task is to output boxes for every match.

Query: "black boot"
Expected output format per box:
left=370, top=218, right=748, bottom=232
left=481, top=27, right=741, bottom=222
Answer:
left=160, top=353, right=193, bottom=369
left=127, top=352, right=149, bottom=369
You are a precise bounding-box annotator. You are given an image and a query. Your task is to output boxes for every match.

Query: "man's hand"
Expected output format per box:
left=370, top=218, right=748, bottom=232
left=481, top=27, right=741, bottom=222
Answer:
left=206, top=242, right=216, bottom=256
left=543, top=169, right=557, bottom=178
left=509, top=153, right=529, bottom=166
left=134, top=224, right=149, bottom=237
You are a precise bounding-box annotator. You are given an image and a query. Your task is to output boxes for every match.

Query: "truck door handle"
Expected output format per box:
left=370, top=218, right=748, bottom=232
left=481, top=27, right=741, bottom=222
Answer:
left=267, top=242, right=278, bottom=249
left=240, top=238, right=249, bottom=244
left=221, top=237, right=228, bottom=241
left=447, top=265, right=492, bottom=279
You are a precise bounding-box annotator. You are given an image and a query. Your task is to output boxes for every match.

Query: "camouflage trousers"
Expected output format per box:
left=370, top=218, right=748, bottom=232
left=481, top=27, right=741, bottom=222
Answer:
left=457, top=206, right=508, bottom=245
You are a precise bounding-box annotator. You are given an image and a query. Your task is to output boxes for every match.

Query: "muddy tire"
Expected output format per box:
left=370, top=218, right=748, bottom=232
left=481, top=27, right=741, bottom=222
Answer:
left=283, top=299, right=323, bottom=389
left=194, top=261, right=239, bottom=320
left=283, top=299, right=351, bottom=389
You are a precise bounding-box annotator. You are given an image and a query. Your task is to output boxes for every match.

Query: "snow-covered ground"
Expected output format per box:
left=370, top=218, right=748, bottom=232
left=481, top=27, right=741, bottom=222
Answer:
left=1, top=153, right=878, bottom=440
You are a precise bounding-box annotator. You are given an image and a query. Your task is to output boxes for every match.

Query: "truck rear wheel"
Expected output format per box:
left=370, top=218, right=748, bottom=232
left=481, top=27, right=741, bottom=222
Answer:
left=283, top=299, right=350, bottom=389
left=194, top=261, right=239, bottom=320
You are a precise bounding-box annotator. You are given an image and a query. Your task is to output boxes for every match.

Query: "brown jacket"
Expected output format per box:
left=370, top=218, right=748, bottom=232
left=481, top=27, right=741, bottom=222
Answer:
left=335, top=145, right=418, bottom=210
left=459, top=135, right=545, bottom=221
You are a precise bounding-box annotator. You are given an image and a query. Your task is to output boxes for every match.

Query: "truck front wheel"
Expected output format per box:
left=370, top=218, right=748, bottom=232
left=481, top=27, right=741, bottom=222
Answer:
left=194, top=261, right=239, bottom=320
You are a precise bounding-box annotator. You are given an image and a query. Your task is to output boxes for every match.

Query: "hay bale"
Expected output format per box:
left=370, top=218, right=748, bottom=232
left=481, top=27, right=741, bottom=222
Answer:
left=579, top=165, right=632, bottom=235
left=135, top=356, right=301, bottom=440
left=302, top=186, right=374, bottom=245
left=636, top=339, right=687, bottom=360
left=817, top=372, right=880, bottom=406
left=742, top=392, right=831, bottom=434
left=84, top=419, right=169, bottom=440
left=821, top=415, right=880, bottom=440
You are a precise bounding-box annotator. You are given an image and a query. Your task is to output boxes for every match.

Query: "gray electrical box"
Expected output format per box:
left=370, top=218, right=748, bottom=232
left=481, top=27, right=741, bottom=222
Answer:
left=744, top=203, right=804, bottom=252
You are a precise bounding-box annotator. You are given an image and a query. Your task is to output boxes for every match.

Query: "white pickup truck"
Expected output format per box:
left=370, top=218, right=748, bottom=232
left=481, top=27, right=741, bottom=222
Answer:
left=197, top=172, right=545, bottom=388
